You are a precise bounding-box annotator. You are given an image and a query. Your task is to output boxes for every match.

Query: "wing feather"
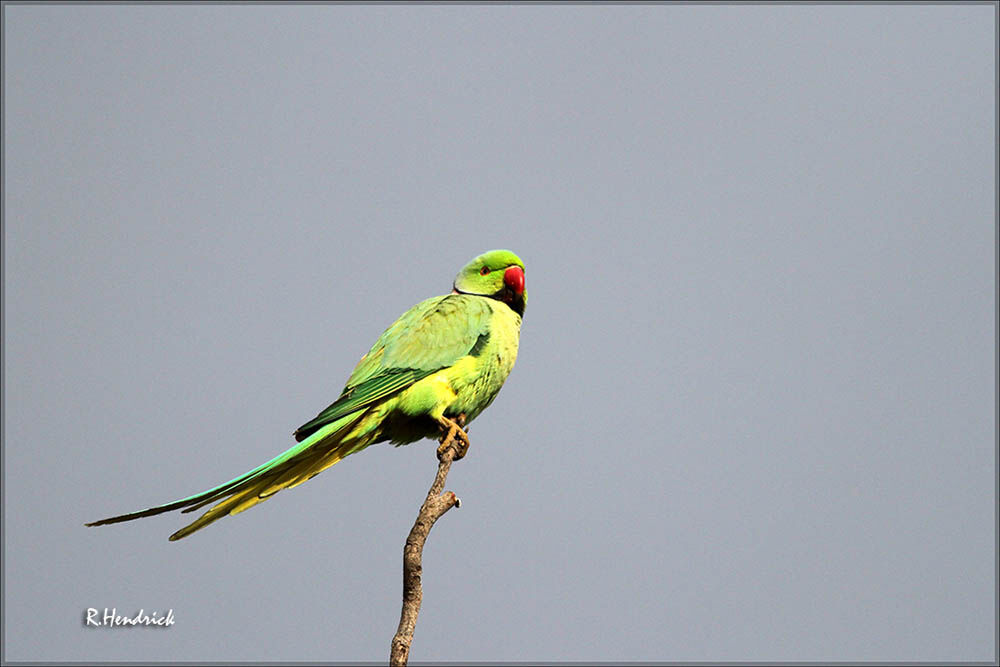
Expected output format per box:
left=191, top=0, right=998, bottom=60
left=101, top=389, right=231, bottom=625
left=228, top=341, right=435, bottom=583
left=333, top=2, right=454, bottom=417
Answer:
left=293, top=294, right=492, bottom=441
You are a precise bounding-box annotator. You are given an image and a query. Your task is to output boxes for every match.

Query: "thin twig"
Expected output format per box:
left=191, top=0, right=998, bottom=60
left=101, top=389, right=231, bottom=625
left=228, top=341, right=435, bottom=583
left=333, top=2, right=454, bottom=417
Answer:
left=389, top=416, right=467, bottom=667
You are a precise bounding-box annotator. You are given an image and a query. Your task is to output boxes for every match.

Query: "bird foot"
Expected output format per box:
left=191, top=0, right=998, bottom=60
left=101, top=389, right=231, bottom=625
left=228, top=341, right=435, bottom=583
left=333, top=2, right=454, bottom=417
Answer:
left=437, top=415, right=469, bottom=461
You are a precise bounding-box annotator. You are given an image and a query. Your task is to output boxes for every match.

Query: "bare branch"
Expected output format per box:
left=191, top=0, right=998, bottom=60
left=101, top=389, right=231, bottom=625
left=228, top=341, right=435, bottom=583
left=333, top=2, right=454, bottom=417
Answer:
left=389, top=415, right=468, bottom=667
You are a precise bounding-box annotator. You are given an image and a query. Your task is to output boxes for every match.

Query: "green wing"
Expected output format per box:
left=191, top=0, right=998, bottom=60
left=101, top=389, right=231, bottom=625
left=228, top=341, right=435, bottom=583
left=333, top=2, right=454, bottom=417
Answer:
left=293, top=294, right=492, bottom=441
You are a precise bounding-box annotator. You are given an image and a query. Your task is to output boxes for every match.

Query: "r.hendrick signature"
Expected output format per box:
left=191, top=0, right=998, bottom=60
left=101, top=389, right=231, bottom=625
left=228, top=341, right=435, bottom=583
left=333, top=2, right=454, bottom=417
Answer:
left=85, top=608, right=174, bottom=628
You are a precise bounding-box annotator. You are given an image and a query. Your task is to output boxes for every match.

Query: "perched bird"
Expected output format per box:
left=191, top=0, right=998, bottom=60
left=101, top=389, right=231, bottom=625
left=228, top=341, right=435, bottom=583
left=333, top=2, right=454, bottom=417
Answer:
left=87, top=249, right=526, bottom=541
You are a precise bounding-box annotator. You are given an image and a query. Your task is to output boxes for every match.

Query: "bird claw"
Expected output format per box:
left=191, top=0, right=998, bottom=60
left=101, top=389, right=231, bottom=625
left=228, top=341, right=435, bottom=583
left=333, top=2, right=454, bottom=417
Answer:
left=437, top=415, right=470, bottom=461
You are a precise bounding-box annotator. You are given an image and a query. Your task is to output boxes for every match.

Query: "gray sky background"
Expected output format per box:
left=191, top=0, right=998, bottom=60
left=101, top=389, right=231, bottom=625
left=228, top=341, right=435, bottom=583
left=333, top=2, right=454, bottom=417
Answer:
left=3, top=4, right=996, bottom=663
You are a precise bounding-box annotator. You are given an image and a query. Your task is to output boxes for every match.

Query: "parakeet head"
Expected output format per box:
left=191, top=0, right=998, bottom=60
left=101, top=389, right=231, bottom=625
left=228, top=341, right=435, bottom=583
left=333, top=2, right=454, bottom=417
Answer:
left=453, top=249, right=526, bottom=316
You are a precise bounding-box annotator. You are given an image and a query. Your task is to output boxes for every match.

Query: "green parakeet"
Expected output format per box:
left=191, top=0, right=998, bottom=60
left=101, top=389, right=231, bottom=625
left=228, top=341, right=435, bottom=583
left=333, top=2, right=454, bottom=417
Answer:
left=87, top=249, right=526, bottom=541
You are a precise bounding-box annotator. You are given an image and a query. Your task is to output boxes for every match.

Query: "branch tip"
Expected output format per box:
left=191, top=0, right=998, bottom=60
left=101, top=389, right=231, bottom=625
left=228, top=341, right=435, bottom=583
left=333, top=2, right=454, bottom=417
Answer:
left=390, top=419, right=470, bottom=666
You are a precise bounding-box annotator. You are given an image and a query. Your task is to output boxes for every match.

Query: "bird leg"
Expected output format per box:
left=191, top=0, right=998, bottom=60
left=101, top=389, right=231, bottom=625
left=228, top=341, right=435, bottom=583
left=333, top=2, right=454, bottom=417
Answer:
left=436, top=414, right=470, bottom=461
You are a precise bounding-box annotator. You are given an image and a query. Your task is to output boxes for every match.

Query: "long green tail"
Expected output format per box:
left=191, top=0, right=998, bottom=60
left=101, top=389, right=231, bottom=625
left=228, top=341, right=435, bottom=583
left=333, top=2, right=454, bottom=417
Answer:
left=85, top=411, right=366, bottom=541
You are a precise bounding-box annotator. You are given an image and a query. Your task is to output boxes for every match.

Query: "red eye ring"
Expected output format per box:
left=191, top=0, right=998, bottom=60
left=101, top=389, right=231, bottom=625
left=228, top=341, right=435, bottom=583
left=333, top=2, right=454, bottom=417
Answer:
left=480, top=266, right=491, bottom=275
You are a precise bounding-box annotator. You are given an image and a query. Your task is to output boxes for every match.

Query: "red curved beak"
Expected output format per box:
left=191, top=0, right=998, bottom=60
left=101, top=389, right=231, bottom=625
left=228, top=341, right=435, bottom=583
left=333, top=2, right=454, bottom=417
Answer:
left=503, top=266, right=525, bottom=295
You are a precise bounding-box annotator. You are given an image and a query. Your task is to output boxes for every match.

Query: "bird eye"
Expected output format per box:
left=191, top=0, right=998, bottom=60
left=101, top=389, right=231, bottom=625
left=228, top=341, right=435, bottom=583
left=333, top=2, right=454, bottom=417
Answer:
left=480, top=266, right=491, bottom=275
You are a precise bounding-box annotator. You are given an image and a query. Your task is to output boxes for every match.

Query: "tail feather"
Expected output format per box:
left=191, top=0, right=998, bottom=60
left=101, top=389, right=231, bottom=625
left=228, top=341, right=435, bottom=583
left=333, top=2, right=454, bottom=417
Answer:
left=168, top=435, right=364, bottom=541
left=86, top=411, right=368, bottom=540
